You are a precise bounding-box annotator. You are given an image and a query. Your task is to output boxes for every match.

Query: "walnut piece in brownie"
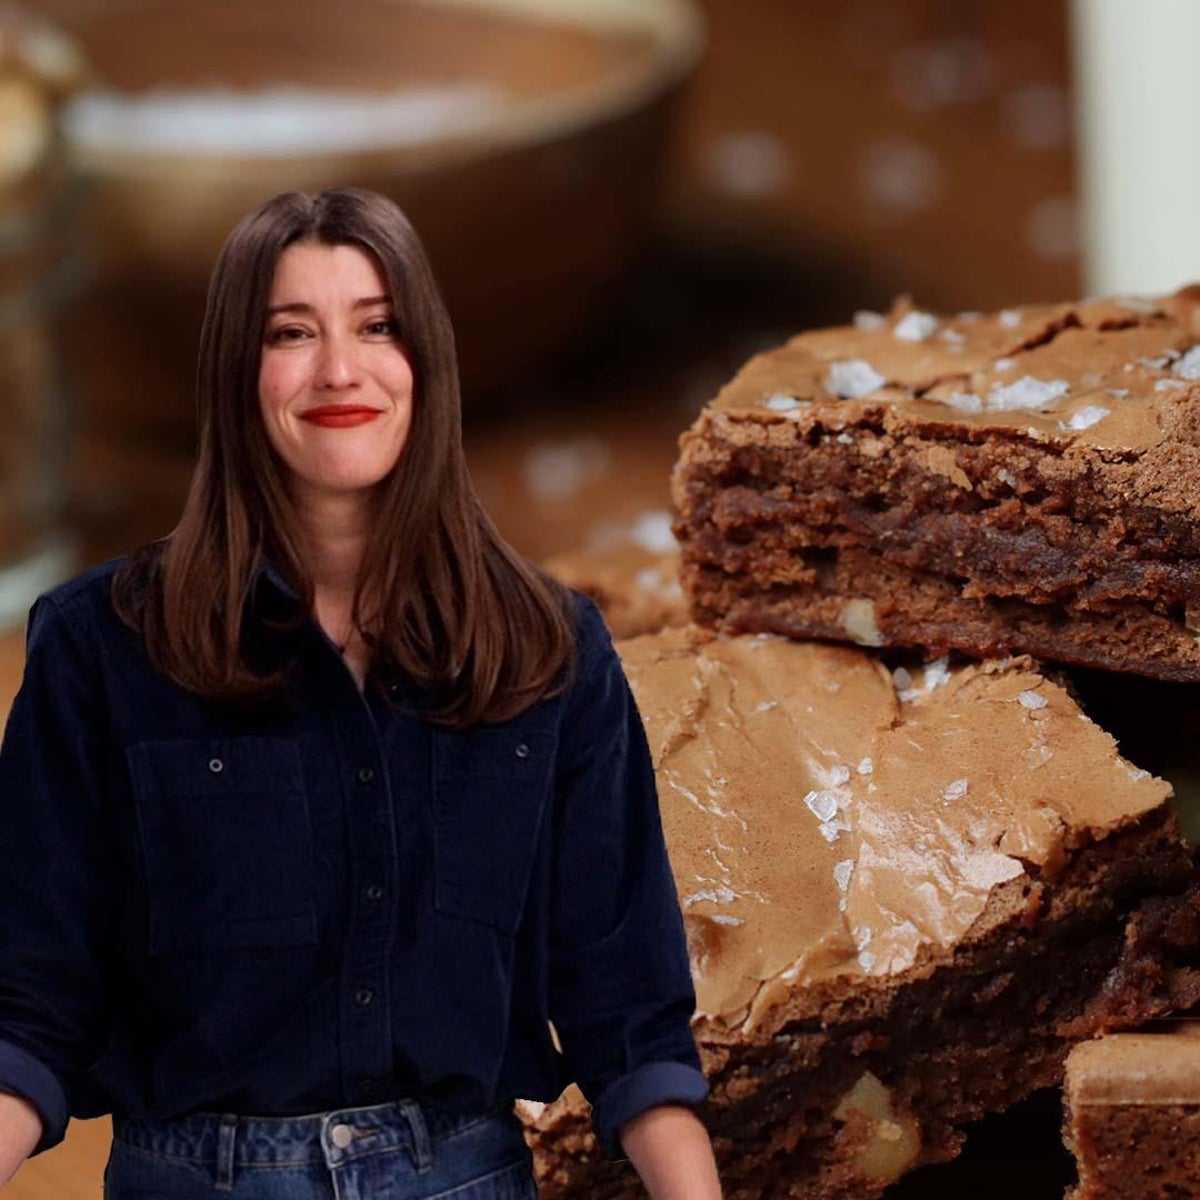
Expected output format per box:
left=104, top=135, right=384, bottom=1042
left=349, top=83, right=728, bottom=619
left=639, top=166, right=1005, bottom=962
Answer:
left=672, top=289, right=1200, bottom=681
left=521, top=628, right=1200, bottom=1199
left=1064, top=1023, right=1200, bottom=1200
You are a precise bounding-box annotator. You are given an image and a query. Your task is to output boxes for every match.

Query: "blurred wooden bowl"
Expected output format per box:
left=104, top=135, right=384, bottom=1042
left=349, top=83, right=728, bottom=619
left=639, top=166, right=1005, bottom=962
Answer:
left=41, top=0, right=703, bottom=436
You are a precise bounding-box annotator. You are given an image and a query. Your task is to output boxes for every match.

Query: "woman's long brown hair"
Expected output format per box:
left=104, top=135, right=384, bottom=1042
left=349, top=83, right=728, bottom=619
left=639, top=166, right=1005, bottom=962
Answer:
left=112, top=188, right=577, bottom=727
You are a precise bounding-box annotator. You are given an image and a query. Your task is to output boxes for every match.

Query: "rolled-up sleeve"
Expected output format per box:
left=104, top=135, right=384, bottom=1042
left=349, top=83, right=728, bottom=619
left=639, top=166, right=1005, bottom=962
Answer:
left=548, top=599, right=707, bottom=1158
left=0, top=594, right=116, bottom=1154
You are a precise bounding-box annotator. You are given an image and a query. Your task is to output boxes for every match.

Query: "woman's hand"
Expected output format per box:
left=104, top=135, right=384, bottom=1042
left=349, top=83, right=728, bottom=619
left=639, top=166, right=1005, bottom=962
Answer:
left=0, top=1092, right=42, bottom=1186
left=620, top=1103, right=722, bottom=1200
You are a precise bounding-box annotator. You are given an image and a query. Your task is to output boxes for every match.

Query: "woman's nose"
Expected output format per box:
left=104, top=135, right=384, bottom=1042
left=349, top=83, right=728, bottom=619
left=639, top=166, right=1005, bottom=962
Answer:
left=315, top=332, right=361, bottom=389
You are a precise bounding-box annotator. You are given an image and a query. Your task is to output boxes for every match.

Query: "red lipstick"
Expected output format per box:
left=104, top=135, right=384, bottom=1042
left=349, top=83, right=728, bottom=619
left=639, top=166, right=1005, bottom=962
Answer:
left=300, top=406, right=382, bottom=427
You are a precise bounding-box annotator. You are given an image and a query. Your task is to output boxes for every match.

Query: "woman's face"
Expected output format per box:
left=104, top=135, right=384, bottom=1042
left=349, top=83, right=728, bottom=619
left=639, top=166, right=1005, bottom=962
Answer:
left=258, top=240, right=414, bottom=507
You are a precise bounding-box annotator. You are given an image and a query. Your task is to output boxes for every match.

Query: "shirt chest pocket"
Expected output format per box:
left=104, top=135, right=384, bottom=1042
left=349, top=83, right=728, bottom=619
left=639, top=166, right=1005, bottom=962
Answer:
left=126, top=737, right=317, bottom=955
left=432, top=727, right=555, bottom=935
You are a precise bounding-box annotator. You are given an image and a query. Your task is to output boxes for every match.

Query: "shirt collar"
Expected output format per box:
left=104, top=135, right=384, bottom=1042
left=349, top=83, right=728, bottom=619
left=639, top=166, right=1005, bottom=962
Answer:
left=258, top=558, right=301, bottom=605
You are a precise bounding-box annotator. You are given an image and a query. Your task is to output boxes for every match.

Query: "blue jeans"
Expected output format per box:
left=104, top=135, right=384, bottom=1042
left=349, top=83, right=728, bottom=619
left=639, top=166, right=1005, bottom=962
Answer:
left=103, top=1099, right=538, bottom=1199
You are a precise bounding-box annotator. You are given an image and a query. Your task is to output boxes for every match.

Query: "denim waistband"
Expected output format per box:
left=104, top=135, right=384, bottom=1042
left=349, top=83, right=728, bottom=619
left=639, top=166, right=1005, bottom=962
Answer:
left=111, top=1097, right=513, bottom=1172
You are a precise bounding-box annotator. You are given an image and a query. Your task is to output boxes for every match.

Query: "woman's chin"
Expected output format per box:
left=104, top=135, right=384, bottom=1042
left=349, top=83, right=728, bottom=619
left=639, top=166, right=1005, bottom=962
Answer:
left=287, top=468, right=395, bottom=505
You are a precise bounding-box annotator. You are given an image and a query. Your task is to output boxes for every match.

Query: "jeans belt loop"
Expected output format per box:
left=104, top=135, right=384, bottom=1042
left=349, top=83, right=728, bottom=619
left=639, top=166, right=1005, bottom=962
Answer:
left=214, top=1113, right=238, bottom=1192
left=399, top=1098, right=433, bottom=1175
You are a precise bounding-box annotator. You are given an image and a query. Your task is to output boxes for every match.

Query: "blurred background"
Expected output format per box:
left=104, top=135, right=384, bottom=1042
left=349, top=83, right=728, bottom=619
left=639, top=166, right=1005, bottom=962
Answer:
left=0, top=0, right=1092, bottom=636
left=1, top=1, right=1195, bottom=1196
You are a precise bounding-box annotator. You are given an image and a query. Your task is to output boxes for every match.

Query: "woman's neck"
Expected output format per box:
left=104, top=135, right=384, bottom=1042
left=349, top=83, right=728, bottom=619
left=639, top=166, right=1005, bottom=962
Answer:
left=290, top=487, right=373, bottom=648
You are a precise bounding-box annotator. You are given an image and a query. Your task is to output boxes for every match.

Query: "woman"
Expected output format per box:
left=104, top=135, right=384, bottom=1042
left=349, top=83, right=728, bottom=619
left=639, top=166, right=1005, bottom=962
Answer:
left=0, top=189, right=722, bottom=1198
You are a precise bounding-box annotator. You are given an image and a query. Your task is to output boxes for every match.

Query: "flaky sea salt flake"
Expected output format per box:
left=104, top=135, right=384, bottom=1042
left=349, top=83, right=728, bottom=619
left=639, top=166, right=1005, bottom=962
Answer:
left=834, top=860, right=855, bottom=892
left=924, top=656, right=952, bottom=690
left=853, top=309, right=887, bottom=331
left=893, top=310, right=939, bottom=341
left=827, top=359, right=887, bottom=399
left=999, top=309, right=1022, bottom=327
left=987, top=376, right=1070, bottom=412
left=857, top=756, right=874, bottom=775
left=1172, top=346, right=1200, bottom=380
left=1063, top=405, right=1110, bottom=431
left=804, top=789, right=840, bottom=823
left=630, top=510, right=677, bottom=554
left=819, top=816, right=851, bottom=842
left=994, top=357, right=1016, bottom=371
left=942, top=777, right=969, bottom=801
left=765, top=393, right=802, bottom=411
left=1018, top=689, right=1048, bottom=710
left=1023, top=744, right=1053, bottom=768
left=1156, top=379, right=1187, bottom=392
left=1138, top=355, right=1171, bottom=371
left=684, top=885, right=739, bottom=906
left=944, top=391, right=983, bottom=413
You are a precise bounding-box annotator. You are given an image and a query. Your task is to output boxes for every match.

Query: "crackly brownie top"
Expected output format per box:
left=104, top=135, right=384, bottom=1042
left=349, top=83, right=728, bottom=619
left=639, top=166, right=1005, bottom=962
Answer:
left=705, top=288, right=1200, bottom=455
left=1067, top=1024, right=1200, bottom=1106
left=617, top=627, right=1170, bottom=1036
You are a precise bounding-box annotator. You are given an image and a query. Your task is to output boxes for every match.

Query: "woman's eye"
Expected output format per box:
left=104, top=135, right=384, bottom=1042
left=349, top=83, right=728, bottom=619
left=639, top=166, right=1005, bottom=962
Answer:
left=365, top=317, right=399, bottom=338
left=266, top=325, right=309, bottom=344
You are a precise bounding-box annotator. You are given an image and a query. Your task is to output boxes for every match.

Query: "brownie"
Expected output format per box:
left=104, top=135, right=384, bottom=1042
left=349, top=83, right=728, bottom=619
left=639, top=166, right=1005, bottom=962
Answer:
left=520, top=628, right=1200, bottom=1199
left=542, top=537, right=685, bottom=639
left=671, top=289, right=1200, bottom=681
left=1064, top=1024, right=1200, bottom=1199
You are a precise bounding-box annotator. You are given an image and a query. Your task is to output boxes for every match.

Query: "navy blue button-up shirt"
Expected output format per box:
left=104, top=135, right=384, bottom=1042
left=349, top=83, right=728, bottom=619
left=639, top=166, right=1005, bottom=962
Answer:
left=0, top=556, right=706, bottom=1158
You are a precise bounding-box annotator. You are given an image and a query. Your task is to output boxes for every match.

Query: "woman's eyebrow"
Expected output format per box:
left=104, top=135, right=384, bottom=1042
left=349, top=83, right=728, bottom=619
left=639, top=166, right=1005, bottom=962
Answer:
left=266, top=296, right=393, bottom=317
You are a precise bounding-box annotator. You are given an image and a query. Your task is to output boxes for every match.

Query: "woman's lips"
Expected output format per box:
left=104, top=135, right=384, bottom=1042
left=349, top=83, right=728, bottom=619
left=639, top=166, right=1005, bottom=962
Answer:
left=299, top=407, right=383, bottom=428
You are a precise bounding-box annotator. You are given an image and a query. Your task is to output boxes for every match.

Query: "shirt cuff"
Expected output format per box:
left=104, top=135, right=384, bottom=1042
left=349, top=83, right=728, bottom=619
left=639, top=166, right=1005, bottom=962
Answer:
left=590, top=1060, right=709, bottom=1160
left=0, top=1039, right=68, bottom=1155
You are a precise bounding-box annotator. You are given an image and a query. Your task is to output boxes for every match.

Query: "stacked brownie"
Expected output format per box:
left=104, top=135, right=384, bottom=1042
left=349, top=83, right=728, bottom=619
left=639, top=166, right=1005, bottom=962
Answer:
left=671, top=290, right=1200, bottom=682
left=531, top=289, right=1200, bottom=1198
left=1063, top=1023, right=1200, bottom=1199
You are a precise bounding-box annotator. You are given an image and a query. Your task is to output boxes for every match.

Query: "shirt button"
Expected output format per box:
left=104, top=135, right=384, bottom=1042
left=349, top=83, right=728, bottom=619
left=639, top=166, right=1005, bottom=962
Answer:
left=330, top=1124, right=354, bottom=1149
left=364, top=884, right=384, bottom=902
left=208, top=758, right=224, bottom=773
left=357, top=766, right=375, bottom=784
left=514, top=743, right=530, bottom=760
left=354, top=988, right=374, bottom=1007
